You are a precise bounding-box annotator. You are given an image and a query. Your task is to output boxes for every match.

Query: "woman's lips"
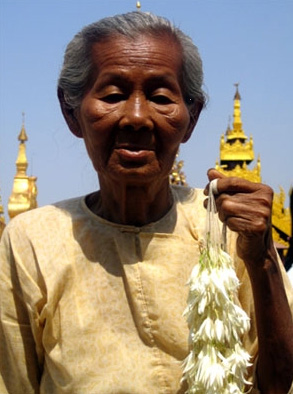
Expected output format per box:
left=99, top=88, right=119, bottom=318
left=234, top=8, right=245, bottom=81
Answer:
left=115, top=148, right=154, bottom=161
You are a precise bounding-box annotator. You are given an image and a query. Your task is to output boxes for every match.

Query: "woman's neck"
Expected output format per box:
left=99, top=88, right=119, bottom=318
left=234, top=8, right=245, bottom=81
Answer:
left=87, top=178, right=173, bottom=226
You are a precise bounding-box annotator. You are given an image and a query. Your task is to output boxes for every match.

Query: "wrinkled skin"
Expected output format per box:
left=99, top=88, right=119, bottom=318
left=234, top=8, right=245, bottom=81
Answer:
left=204, top=169, right=274, bottom=266
left=60, top=34, right=199, bottom=225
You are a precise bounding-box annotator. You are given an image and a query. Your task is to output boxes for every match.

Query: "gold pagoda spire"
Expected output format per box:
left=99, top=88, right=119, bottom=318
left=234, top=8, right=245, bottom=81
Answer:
left=16, top=114, right=29, bottom=176
left=8, top=115, right=38, bottom=219
left=215, top=84, right=260, bottom=182
left=227, top=83, right=248, bottom=141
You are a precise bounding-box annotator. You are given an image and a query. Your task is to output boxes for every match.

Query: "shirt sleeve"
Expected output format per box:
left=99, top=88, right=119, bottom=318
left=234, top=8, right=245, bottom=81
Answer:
left=0, top=223, right=43, bottom=394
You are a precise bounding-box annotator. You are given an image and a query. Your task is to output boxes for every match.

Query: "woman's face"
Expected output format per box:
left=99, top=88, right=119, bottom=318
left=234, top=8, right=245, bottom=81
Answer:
left=75, top=34, right=196, bottom=186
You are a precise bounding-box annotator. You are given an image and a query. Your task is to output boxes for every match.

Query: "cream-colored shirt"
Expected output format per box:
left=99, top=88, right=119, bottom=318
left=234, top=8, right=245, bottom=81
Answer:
left=0, top=186, right=292, bottom=394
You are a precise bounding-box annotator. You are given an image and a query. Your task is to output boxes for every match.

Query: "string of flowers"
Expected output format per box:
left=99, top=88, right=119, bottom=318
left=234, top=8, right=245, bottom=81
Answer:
left=182, top=179, right=251, bottom=394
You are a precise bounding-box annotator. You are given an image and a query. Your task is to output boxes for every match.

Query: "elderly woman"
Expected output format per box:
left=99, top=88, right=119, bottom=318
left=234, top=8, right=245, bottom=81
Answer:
left=0, top=11, right=292, bottom=394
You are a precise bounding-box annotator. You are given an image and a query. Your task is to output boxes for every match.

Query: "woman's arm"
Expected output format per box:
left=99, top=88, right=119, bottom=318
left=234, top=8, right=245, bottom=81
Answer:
left=0, top=226, right=41, bottom=394
left=206, top=169, right=293, bottom=394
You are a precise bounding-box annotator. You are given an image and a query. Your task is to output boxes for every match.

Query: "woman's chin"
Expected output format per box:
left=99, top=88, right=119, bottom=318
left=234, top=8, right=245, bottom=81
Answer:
left=101, top=162, right=166, bottom=185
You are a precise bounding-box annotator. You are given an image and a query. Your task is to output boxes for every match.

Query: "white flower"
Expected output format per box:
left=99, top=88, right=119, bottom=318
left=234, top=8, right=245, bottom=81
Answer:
left=214, top=318, right=225, bottom=342
left=182, top=236, right=251, bottom=393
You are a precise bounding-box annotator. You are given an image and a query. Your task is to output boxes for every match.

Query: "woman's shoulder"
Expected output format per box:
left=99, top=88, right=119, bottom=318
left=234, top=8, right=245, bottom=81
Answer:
left=3, top=196, right=86, bottom=238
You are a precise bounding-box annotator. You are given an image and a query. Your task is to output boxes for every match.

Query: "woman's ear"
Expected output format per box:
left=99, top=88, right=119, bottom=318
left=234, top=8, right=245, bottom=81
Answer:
left=182, top=101, right=203, bottom=143
left=57, top=88, right=83, bottom=138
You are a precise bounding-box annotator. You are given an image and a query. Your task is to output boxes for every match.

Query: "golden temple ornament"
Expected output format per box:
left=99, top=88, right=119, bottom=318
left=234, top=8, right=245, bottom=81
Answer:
left=215, top=84, right=291, bottom=250
left=215, top=84, right=261, bottom=183
left=8, top=115, right=38, bottom=219
left=170, top=151, right=188, bottom=186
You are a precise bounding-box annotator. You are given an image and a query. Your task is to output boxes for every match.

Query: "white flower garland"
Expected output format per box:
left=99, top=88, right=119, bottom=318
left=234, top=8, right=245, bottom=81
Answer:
left=182, top=180, right=251, bottom=393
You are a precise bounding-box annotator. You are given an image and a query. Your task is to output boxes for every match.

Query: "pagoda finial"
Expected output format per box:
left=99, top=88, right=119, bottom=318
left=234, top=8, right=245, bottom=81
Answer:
left=232, top=83, right=244, bottom=133
left=19, top=112, right=28, bottom=143
left=225, top=116, right=232, bottom=136
left=234, top=82, right=241, bottom=100
left=16, top=115, right=29, bottom=174
left=136, top=1, right=141, bottom=10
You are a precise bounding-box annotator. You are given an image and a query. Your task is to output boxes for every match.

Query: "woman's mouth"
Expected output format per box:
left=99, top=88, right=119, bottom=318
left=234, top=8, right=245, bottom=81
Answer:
left=115, top=147, right=154, bottom=162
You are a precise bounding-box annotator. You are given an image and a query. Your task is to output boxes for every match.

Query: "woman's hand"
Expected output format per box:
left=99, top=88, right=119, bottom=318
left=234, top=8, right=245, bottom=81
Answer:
left=204, top=168, right=275, bottom=271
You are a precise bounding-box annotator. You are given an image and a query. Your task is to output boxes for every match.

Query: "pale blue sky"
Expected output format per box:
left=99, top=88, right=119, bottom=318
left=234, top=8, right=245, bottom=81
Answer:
left=1, top=0, right=292, bottom=221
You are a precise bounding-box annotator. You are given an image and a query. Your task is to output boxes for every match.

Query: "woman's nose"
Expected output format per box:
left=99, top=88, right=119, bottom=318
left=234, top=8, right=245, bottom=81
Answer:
left=119, top=94, right=154, bottom=132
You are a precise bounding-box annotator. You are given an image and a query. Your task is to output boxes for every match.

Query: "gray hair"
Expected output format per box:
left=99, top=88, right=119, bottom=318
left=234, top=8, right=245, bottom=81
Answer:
left=58, top=11, right=206, bottom=113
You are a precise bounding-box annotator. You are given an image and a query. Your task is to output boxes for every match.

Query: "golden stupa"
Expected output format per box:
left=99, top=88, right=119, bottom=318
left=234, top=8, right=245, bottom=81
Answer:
left=215, top=85, right=291, bottom=249
left=7, top=117, right=38, bottom=220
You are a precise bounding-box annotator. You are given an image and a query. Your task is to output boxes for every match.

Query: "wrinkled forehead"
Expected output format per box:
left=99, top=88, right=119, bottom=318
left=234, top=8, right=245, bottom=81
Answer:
left=88, top=32, right=184, bottom=79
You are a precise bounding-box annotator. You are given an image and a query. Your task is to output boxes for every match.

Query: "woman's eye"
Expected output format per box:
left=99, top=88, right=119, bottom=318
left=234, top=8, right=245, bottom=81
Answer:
left=151, top=95, right=173, bottom=105
left=102, top=93, right=125, bottom=103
